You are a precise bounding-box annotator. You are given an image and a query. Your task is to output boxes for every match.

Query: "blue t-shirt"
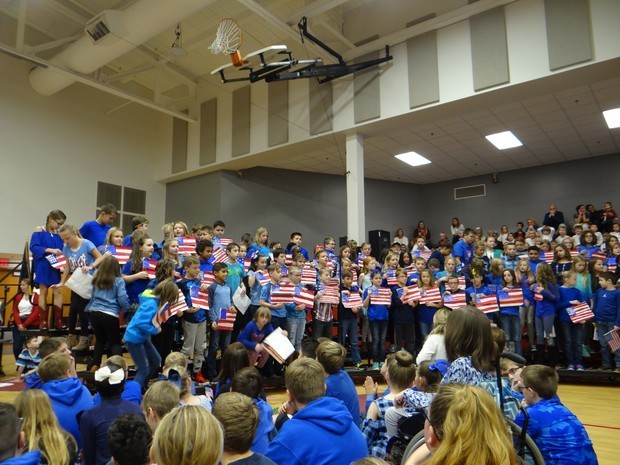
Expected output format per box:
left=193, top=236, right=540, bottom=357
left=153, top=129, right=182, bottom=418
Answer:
left=79, top=220, right=110, bottom=248
left=226, top=261, right=247, bottom=293
left=63, top=239, right=97, bottom=273
left=453, top=239, right=473, bottom=266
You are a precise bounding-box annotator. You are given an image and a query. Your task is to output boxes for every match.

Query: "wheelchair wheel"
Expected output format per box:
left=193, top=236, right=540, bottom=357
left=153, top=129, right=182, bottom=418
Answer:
left=507, top=418, right=546, bottom=465
left=401, top=430, right=425, bottom=465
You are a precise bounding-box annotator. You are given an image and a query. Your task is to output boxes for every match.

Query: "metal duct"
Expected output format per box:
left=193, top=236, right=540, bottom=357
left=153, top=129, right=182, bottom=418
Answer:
left=29, top=0, right=216, bottom=96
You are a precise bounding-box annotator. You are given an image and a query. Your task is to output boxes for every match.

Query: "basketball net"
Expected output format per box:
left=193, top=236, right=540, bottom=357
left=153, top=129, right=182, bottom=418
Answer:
left=209, top=18, right=245, bottom=67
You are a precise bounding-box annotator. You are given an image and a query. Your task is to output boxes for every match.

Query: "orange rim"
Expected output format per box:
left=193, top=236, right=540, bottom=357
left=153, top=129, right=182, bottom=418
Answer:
left=230, top=50, right=244, bottom=67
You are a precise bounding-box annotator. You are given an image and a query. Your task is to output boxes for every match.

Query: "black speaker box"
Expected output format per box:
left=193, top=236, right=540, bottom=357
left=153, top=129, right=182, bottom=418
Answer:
left=368, top=230, right=390, bottom=258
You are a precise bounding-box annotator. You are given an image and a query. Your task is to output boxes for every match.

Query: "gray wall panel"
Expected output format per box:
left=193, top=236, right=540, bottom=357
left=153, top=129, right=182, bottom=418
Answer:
left=470, top=7, right=510, bottom=91
left=199, top=99, right=217, bottom=166
left=544, top=0, right=593, bottom=71
left=407, top=32, right=440, bottom=108
left=354, top=52, right=381, bottom=124
left=171, top=116, right=188, bottom=174
left=232, top=86, right=251, bottom=157
left=309, top=79, right=333, bottom=135
left=268, top=80, right=289, bottom=147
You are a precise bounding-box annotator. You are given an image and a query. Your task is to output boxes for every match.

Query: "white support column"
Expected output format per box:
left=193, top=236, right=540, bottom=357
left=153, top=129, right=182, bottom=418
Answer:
left=346, top=132, right=366, bottom=243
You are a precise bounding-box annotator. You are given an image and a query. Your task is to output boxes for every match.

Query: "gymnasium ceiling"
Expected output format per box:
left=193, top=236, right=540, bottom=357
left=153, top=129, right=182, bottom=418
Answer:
left=1, top=0, right=619, bottom=184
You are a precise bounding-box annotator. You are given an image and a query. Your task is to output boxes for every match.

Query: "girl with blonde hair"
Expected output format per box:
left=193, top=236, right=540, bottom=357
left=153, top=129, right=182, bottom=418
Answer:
left=15, top=389, right=77, bottom=465
left=150, top=405, right=223, bottom=465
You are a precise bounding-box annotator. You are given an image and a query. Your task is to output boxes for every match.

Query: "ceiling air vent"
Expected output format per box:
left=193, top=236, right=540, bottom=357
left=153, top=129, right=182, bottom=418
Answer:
left=454, top=184, right=486, bottom=200
left=85, top=10, right=126, bottom=44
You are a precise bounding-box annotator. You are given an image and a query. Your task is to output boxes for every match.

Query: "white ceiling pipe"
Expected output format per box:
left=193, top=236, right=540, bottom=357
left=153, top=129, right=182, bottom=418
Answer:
left=29, top=0, right=216, bottom=96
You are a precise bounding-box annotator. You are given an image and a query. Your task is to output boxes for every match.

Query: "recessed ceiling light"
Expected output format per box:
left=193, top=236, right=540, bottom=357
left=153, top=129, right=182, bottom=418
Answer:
left=603, top=108, right=620, bottom=129
left=485, top=131, right=523, bottom=150
left=394, top=151, right=431, bottom=167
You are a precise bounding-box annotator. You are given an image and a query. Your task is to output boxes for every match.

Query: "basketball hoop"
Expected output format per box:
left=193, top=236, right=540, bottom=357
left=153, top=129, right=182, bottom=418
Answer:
left=209, top=18, right=245, bottom=67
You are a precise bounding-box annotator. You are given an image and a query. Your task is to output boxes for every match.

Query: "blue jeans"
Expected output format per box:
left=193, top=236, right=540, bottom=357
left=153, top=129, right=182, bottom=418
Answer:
left=501, top=314, right=522, bottom=355
left=341, top=318, right=362, bottom=365
left=597, top=320, right=619, bottom=369
left=286, top=317, right=306, bottom=352
left=369, top=320, right=388, bottom=364
left=419, top=321, right=432, bottom=342
left=560, top=320, right=583, bottom=365
left=207, top=328, right=232, bottom=379
left=126, top=339, right=161, bottom=389
left=535, top=315, right=556, bottom=346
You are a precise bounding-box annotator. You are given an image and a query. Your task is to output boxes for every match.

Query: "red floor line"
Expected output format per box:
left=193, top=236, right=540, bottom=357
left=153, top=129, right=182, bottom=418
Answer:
left=583, top=423, right=620, bottom=431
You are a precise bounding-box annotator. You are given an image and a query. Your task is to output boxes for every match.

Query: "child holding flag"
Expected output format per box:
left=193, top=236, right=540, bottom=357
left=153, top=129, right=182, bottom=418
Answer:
left=206, top=262, right=235, bottom=380
left=124, top=279, right=179, bottom=389
left=557, top=271, right=586, bottom=370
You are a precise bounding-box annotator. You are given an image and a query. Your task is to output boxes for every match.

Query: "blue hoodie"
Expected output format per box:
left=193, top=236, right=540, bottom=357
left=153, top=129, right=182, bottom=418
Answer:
left=325, top=369, right=360, bottom=426
left=41, top=377, right=93, bottom=448
left=24, top=372, right=43, bottom=390
left=0, top=451, right=41, bottom=465
left=265, top=396, right=367, bottom=465
left=123, top=290, right=160, bottom=344
left=251, top=397, right=276, bottom=454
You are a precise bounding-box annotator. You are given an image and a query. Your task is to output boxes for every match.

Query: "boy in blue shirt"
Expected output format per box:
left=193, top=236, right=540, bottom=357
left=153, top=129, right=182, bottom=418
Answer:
left=212, top=220, right=226, bottom=250
left=79, top=203, right=117, bottom=248
left=528, top=246, right=545, bottom=274
left=593, top=272, right=620, bottom=370
left=16, top=336, right=41, bottom=378
left=557, top=271, right=585, bottom=370
left=453, top=228, right=476, bottom=267
left=515, top=365, right=597, bottom=465
left=196, top=239, right=214, bottom=273
left=178, top=256, right=208, bottom=384
left=206, top=262, right=235, bottom=380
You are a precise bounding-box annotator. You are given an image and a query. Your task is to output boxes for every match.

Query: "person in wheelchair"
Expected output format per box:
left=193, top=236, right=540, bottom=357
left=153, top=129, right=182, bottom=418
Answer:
left=404, top=383, right=519, bottom=465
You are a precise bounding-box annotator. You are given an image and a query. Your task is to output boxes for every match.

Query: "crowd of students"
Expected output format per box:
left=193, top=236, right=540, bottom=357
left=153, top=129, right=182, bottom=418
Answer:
left=2, top=202, right=617, bottom=464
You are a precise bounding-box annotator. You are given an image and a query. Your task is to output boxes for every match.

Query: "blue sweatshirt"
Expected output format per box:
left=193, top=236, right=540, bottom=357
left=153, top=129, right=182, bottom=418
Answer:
left=93, top=380, right=142, bottom=406
left=363, top=286, right=389, bottom=321
left=557, top=287, right=584, bottom=323
left=123, top=290, right=160, bottom=344
left=593, top=287, right=620, bottom=325
left=42, top=377, right=93, bottom=448
left=86, top=277, right=130, bottom=318
left=535, top=285, right=560, bottom=318
left=238, top=320, right=274, bottom=351
left=265, top=396, right=367, bottom=465
left=178, top=277, right=207, bottom=323
left=207, top=281, right=232, bottom=323
left=325, top=369, right=361, bottom=426
left=122, top=260, right=151, bottom=305
left=0, top=451, right=41, bottom=465
left=251, top=397, right=277, bottom=455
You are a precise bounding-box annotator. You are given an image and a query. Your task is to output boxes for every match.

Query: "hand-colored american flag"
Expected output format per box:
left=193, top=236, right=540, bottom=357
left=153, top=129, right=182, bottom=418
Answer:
left=285, top=254, right=293, bottom=266
left=201, top=271, right=215, bottom=286
left=319, top=285, right=340, bottom=304
left=458, top=276, right=466, bottom=290
left=498, top=289, right=524, bottom=307
left=190, top=286, right=209, bottom=310
left=212, top=248, right=228, bottom=263
left=370, top=287, right=392, bottom=306
left=542, top=252, right=554, bottom=264
left=177, top=236, right=197, bottom=254
left=533, top=285, right=543, bottom=301
left=386, top=270, right=398, bottom=286
left=242, top=257, right=251, bottom=273
left=443, top=291, right=467, bottom=309
left=401, top=285, right=421, bottom=304
left=476, top=295, right=499, bottom=313
left=293, top=287, right=315, bottom=309
left=220, top=238, right=232, bottom=248
left=271, top=285, right=295, bottom=304
left=217, top=308, right=236, bottom=331
left=419, top=286, right=441, bottom=304
left=407, top=269, right=419, bottom=281
left=566, top=302, right=594, bottom=324
left=152, top=290, right=187, bottom=328
left=142, top=259, right=158, bottom=279
left=569, top=249, right=579, bottom=258
left=604, top=329, right=620, bottom=353
left=341, top=290, right=363, bottom=308
left=256, top=272, right=270, bottom=286
left=605, top=257, right=617, bottom=273
left=301, top=266, right=316, bottom=286
left=591, top=251, right=606, bottom=261
left=46, top=254, right=67, bottom=270
left=106, top=246, right=132, bottom=265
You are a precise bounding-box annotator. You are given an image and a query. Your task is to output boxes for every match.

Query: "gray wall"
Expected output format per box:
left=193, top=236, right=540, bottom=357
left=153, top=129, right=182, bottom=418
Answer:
left=166, top=167, right=423, bottom=247
left=420, top=153, right=620, bottom=237
left=166, top=153, right=619, bottom=246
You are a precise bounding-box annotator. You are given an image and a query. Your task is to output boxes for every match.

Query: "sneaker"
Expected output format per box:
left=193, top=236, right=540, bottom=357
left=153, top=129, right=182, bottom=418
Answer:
left=194, top=372, right=209, bottom=385
left=576, top=365, right=585, bottom=371
left=372, top=363, right=380, bottom=370
left=354, top=363, right=363, bottom=370
left=567, top=365, right=575, bottom=371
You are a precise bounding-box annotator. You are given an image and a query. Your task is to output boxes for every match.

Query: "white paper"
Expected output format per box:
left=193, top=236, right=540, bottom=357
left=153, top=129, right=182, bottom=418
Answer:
left=233, top=286, right=251, bottom=315
left=263, top=327, right=295, bottom=364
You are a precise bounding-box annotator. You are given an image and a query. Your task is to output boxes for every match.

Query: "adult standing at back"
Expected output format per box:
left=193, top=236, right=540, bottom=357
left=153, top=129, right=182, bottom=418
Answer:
left=453, top=228, right=476, bottom=267
left=413, top=221, right=431, bottom=243
left=393, top=228, right=408, bottom=248
left=543, top=204, right=565, bottom=231
left=79, top=203, right=118, bottom=248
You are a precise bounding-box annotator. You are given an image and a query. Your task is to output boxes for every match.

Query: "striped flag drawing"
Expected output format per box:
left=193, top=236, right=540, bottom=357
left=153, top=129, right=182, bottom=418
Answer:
left=401, top=285, right=421, bottom=304
left=458, top=276, right=466, bottom=290
left=476, top=295, right=499, bottom=313
left=341, top=290, right=363, bottom=309
left=107, top=246, right=132, bottom=265
left=566, top=302, right=595, bottom=324
left=217, top=308, right=237, bottom=331
left=407, top=269, right=419, bottom=281
left=285, top=254, right=293, bottom=266
left=301, top=266, right=316, bottom=286
left=189, top=286, right=209, bottom=309
left=212, top=248, right=228, bottom=263
left=243, top=258, right=252, bottom=273
left=220, top=238, right=232, bottom=248
left=591, top=251, right=606, bottom=261
left=604, top=257, right=617, bottom=272
left=256, top=272, right=270, bottom=286
left=293, top=287, right=315, bottom=309
left=442, top=291, right=467, bottom=309
left=534, top=290, right=543, bottom=301
left=152, top=290, right=187, bottom=328
left=498, top=289, right=524, bottom=307
left=370, top=287, right=392, bottom=305
left=168, top=289, right=188, bottom=316
left=142, top=259, right=158, bottom=279
left=419, top=286, right=441, bottom=304
left=201, top=271, right=215, bottom=286
left=46, top=254, right=67, bottom=270
left=177, top=236, right=197, bottom=254
left=569, top=249, right=579, bottom=257
left=604, top=329, right=620, bottom=353
left=270, top=285, right=295, bottom=304
left=386, top=270, right=398, bottom=286
left=319, top=285, right=340, bottom=304
left=542, top=252, right=554, bottom=264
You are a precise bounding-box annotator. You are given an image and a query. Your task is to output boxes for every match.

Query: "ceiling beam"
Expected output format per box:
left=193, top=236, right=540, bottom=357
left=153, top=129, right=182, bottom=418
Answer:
left=26, top=34, right=83, bottom=53
left=342, top=0, right=518, bottom=61
left=285, top=0, right=351, bottom=24
left=15, top=0, right=27, bottom=51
